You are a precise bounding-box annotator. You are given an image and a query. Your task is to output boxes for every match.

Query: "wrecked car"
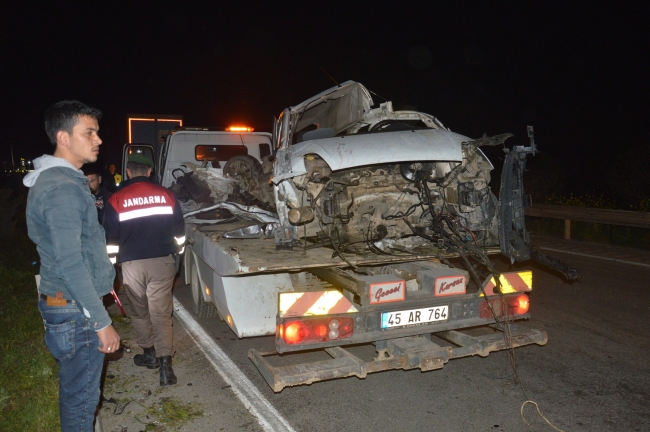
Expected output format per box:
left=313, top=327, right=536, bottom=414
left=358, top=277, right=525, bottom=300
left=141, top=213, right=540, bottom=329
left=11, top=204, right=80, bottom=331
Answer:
left=271, top=82, right=502, bottom=256
left=266, top=81, right=578, bottom=280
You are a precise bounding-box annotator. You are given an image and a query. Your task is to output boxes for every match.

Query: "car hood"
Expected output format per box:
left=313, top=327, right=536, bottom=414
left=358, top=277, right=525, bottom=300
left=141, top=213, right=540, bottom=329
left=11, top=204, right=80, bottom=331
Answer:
left=291, top=81, right=374, bottom=136
left=273, top=128, right=468, bottom=182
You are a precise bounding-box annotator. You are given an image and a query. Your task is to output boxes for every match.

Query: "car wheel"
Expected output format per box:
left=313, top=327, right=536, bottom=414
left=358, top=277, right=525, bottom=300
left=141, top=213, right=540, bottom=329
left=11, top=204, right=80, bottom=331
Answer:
left=223, top=155, right=263, bottom=191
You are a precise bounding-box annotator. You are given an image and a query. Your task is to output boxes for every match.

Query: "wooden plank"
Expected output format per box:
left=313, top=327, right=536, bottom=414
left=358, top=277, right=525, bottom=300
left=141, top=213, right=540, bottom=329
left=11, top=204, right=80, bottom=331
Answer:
left=526, top=204, right=650, bottom=229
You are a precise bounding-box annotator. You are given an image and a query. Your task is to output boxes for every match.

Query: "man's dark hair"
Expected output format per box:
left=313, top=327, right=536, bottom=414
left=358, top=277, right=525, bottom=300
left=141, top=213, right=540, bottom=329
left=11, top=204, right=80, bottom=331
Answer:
left=126, top=161, right=150, bottom=177
left=82, top=163, right=101, bottom=177
left=44, top=100, right=102, bottom=145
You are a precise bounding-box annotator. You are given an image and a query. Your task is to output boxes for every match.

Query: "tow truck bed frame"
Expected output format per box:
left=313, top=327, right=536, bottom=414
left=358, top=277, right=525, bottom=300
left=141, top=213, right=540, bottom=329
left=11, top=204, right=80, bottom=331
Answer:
left=249, top=323, right=547, bottom=392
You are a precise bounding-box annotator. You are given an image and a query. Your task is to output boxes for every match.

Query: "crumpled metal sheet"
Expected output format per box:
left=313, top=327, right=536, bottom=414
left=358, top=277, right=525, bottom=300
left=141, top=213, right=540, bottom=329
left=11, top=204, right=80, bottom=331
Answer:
left=175, top=162, right=277, bottom=224
left=184, top=202, right=279, bottom=224
left=372, top=236, right=432, bottom=252
left=180, top=162, right=237, bottom=202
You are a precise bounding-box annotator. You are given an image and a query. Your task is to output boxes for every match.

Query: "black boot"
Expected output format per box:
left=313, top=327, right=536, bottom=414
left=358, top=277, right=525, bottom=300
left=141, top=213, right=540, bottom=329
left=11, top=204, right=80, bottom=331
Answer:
left=134, top=347, right=159, bottom=369
left=159, top=356, right=177, bottom=386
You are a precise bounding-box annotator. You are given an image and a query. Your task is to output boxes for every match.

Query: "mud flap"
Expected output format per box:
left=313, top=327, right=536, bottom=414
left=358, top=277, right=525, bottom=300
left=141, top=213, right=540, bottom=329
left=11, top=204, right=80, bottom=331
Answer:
left=248, top=324, right=547, bottom=392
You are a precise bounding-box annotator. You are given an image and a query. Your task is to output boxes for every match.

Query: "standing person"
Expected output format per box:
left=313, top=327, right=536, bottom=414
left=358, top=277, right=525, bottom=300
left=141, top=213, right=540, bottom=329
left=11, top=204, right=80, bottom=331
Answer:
left=23, top=100, right=120, bottom=431
left=103, top=153, right=185, bottom=386
left=106, top=163, right=122, bottom=192
left=83, top=164, right=113, bottom=223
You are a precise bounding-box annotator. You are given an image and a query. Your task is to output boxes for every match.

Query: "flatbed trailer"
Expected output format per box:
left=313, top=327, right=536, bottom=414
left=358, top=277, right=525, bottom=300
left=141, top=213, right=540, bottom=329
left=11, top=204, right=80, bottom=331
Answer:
left=184, top=220, right=547, bottom=392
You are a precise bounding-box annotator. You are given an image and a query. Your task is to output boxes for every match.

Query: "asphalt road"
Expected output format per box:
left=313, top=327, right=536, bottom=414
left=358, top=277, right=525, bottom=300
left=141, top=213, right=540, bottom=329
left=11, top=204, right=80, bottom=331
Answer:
left=174, top=250, right=650, bottom=432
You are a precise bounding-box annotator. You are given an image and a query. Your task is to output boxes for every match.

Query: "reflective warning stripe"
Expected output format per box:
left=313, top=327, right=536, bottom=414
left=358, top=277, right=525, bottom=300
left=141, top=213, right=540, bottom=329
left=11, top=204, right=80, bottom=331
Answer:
left=279, top=291, right=358, bottom=318
left=481, top=271, right=532, bottom=296
left=119, top=206, right=173, bottom=221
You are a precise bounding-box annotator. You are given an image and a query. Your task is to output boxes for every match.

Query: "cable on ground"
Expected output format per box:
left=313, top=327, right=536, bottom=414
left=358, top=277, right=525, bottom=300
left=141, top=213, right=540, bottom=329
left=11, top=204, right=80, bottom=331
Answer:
left=520, top=400, right=565, bottom=432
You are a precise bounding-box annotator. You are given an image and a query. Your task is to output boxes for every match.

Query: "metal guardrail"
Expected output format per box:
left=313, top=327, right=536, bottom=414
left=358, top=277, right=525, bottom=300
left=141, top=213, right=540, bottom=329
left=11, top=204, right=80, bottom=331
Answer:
left=525, top=204, right=650, bottom=239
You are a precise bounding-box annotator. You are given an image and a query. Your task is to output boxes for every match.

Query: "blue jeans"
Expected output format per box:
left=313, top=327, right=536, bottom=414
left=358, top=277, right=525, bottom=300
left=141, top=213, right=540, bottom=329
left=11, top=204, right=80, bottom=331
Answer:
left=39, top=299, right=104, bottom=432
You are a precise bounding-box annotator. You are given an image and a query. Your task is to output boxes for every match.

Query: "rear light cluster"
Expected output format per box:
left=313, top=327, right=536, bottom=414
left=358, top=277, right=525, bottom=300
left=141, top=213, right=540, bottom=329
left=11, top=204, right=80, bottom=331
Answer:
left=480, top=294, right=530, bottom=319
left=279, top=317, right=354, bottom=345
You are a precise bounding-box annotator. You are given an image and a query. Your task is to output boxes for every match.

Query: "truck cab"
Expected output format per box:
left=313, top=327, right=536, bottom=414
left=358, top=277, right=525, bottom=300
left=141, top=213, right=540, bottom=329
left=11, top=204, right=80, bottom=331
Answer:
left=158, top=129, right=272, bottom=189
left=122, top=128, right=273, bottom=188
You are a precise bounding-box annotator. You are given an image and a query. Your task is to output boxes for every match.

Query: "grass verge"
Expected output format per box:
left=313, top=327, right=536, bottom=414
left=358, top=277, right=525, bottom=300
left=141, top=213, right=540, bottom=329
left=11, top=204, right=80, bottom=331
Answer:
left=0, top=235, right=59, bottom=432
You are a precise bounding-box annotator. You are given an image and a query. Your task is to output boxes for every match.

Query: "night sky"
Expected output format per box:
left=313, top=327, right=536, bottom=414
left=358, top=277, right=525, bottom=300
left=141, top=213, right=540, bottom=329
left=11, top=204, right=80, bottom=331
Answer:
left=3, top=2, right=648, bottom=195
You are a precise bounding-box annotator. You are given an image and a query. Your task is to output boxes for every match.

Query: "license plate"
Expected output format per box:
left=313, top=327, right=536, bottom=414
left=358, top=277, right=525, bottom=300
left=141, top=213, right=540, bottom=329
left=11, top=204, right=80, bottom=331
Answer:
left=381, top=306, right=448, bottom=329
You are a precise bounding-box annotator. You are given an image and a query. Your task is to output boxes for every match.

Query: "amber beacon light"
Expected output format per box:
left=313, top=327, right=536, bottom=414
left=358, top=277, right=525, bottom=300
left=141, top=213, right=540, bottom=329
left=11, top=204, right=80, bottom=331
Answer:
left=226, top=126, right=254, bottom=132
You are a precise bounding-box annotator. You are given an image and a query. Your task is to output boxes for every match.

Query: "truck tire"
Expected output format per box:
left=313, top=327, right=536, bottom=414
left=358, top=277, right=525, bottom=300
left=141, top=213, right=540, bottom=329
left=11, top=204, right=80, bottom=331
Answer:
left=190, top=258, right=217, bottom=319
left=223, top=155, right=263, bottom=190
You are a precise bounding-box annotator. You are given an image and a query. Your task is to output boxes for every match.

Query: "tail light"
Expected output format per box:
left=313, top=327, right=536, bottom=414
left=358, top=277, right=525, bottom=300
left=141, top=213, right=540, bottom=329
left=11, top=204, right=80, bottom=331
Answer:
left=280, top=317, right=354, bottom=345
left=282, top=321, right=311, bottom=344
left=512, top=295, right=530, bottom=315
left=480, top=294, right=530, bottom=319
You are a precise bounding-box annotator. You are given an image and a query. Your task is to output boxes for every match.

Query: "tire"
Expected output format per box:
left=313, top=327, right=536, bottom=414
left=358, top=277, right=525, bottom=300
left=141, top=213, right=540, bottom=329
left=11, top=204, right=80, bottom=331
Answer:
left=223, top=155, right=263, bottom=190
left=190, top=258, right=217, bottom=319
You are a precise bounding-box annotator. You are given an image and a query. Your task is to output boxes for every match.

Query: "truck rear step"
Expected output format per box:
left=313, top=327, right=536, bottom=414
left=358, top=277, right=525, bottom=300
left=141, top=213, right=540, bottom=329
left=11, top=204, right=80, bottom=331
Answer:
left=249, top=324, right=547, bottom=392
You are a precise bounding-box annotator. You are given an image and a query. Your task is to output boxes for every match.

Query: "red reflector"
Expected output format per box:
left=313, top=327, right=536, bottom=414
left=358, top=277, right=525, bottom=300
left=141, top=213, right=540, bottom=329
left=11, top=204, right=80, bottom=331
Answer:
left=280, top=317, right=354, bottom=345
left=339, top=322, right=353, bottom=336
left=480, top=294, right=530, bottom=319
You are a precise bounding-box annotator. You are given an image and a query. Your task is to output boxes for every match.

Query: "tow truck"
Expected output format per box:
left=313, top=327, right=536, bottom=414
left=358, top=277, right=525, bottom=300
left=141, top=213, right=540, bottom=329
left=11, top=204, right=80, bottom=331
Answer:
left=127, top=82, right=578, bottom=391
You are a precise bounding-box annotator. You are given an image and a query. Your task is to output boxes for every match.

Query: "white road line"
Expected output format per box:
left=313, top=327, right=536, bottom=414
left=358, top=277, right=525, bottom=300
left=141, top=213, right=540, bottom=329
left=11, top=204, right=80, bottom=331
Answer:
left=173, top=298, right=296, bottom=432
left=538, top=246, right=650, bottom=268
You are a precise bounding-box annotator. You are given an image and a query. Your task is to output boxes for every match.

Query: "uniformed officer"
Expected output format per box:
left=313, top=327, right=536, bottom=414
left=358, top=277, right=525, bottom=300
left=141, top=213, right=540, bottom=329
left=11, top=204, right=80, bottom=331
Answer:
left=103, top=153, right=185, bottom=385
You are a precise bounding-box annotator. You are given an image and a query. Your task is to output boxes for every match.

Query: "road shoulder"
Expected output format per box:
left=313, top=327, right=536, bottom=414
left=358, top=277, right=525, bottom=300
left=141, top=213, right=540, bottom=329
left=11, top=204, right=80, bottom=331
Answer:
left=100, top=300, right=263, bottom=432
left=530, top=233, right=650, bottom=267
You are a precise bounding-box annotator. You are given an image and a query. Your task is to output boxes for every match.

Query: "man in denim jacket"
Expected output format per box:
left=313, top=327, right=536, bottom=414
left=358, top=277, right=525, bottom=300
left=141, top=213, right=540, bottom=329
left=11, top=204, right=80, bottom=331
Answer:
left=23, top=100, right=120, bottom=432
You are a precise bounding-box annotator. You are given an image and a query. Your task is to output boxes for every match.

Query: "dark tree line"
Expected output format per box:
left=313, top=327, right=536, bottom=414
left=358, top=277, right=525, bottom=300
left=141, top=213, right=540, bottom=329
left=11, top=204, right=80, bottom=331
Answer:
left=523, top=146, right=649, bottom=210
